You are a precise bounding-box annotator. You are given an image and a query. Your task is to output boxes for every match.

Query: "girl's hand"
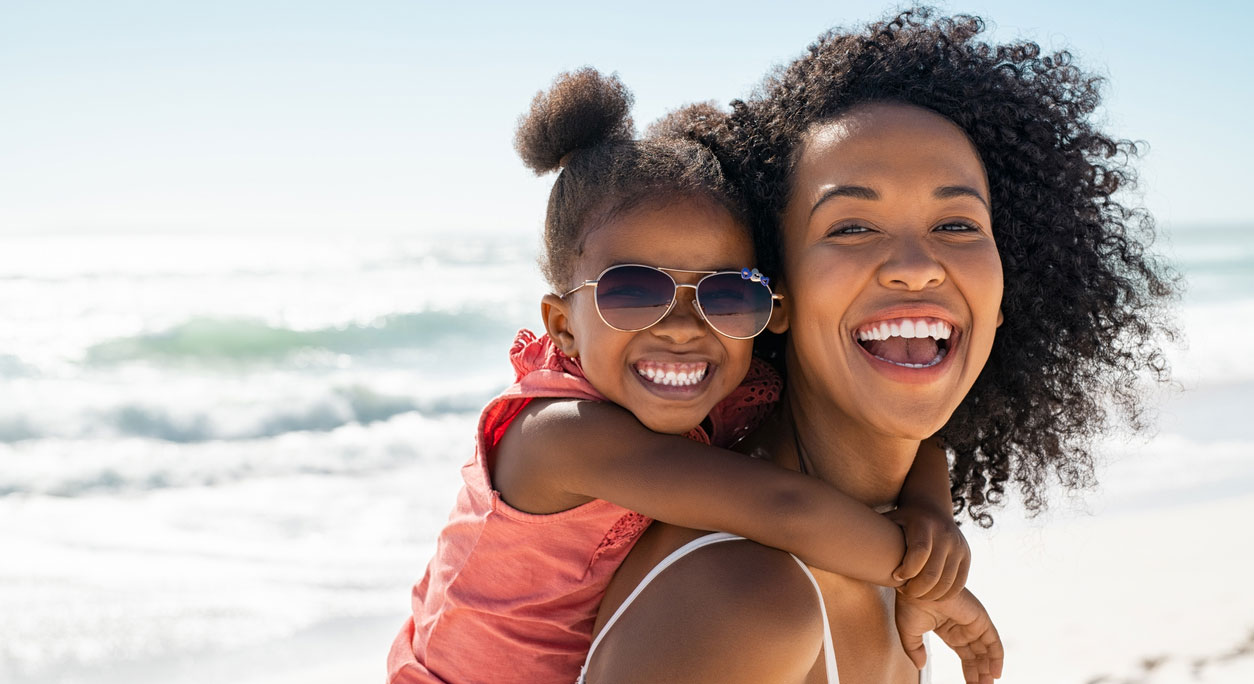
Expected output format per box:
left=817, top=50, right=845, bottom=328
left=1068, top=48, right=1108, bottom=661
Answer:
left=895, top=588, right=1004, bottom=684
left=885, top=504, right=971, bottom=600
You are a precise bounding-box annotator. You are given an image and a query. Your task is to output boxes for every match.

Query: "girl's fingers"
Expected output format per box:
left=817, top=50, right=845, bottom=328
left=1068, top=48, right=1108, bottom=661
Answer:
left=983, top=628, right=1005, bottom=678
left=937, top=620, right=1002, bottom=682
left=960, top=655, right=981, bottom=684
left=895, top=607, right=931, bottom=669
left=938, top=554, right=971, bottom=602
left=903, top=642, right=927, bottom=670
left=965, top=621, right=1004, bottom=679
left=894, top=526, right=933, bottom=583
left=902, top=544, right=943, bottom=596
left=920, top=550, right=964, bottom=601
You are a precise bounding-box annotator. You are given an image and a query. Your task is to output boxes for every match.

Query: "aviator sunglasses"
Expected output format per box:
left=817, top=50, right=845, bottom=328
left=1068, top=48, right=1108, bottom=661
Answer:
left=562, top=264, right=783, bottom=340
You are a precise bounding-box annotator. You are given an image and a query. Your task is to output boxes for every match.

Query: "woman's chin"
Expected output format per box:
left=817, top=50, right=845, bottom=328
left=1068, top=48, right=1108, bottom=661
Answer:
left=854, top=396, right=957, bottom=441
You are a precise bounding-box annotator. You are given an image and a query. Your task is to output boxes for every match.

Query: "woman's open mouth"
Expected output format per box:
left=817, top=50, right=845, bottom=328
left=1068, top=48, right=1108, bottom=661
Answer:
left=854, top=317, right=953, bottom=368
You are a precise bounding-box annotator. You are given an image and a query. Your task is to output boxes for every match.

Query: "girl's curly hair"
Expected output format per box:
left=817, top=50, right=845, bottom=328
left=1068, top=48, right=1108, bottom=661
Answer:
left=515, top=68, right=748, bottom=290
left=699, top=8, right=1179, bottom=526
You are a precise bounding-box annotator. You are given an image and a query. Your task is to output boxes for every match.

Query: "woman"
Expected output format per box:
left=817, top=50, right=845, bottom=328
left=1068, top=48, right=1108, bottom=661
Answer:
left=582, top=9, right=1176, bottom=684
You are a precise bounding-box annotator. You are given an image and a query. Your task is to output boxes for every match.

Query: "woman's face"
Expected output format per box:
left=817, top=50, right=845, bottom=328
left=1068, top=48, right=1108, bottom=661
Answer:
left=775, top=103, right=1003, bottom=439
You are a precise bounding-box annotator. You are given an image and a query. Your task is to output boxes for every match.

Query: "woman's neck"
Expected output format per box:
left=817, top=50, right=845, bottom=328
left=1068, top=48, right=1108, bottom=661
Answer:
left=769, top=386, right=920, bottom=510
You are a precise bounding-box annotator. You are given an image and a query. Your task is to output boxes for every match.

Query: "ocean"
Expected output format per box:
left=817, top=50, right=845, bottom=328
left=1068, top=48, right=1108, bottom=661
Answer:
left=1, top=223, right=1252, bottom=683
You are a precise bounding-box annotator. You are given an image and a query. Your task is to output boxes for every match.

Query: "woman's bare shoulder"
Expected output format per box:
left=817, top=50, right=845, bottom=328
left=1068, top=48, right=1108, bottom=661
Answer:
left=588, top=534, right=825, bottom=683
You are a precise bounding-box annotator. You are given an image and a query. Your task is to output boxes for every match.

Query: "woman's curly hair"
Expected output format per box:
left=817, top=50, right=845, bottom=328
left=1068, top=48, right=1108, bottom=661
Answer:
left=701, top=8, right=1179, bottom=525
left=515, top=68, right=748, bottom=290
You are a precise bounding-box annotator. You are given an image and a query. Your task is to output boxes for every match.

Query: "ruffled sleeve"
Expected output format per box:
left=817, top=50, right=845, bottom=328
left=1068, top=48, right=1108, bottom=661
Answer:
left=478, top=331, right=606, bottom=458
left=509, top=329, right=590, bottom=384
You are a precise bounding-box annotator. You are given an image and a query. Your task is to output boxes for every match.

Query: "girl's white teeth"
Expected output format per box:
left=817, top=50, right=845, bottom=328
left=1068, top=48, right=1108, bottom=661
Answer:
left=855, top=318, right=952, bottom=342
left=636, top=362, right=708, bottom=387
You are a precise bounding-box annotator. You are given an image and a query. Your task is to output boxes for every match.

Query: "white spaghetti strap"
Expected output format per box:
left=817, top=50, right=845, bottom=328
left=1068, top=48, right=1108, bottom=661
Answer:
left=920, top=635, right=933, bottom=684
left=788, top=553, right=839, bottom=682
left=578, top=532, right=840, bottom=684
left=582, top=532, right=743, bottom=670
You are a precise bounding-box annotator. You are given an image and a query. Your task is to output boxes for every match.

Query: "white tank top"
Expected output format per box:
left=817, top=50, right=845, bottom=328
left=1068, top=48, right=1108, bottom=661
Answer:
left=577, top=532, right=931, bottom=684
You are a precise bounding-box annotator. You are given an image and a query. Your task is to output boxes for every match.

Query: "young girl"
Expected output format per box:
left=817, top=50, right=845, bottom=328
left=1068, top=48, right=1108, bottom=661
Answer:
left=387, top=69, right=974, bottom=684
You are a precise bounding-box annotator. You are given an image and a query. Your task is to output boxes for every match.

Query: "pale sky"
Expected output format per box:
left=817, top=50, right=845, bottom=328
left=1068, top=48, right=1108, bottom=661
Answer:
left=1, top=0, right=1250, bottom=235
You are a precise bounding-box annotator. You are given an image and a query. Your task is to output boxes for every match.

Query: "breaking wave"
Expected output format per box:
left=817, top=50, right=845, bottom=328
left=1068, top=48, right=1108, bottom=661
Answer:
left=86, top=312, right=513, bottom=364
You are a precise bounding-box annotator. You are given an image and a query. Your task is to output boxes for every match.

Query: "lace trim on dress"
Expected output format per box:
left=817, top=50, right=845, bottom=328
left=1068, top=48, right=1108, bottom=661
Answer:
left=588, top=511, right=652, bottom=569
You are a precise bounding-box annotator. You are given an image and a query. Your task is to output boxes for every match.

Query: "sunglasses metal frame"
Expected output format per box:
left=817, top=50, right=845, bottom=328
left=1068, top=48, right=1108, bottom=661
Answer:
left=561, top=263, right=784, bottom=340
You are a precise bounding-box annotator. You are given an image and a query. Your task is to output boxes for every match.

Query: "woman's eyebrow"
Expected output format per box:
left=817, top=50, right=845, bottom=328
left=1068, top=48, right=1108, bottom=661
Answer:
left=808, top=185, right=878, bottom=217
left=808, top=184, right=990, bottom=217
left=934, top=185, right=989, bottom=209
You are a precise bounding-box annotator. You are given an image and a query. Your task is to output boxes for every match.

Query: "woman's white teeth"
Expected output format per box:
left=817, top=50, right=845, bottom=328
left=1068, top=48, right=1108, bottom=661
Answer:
left=855, top=318, right=952, bottom=342
left=636, top=363, right=708, bottom=386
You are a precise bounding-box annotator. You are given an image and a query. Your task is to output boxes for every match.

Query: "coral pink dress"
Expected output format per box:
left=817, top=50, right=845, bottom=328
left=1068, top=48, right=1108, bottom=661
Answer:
left=387, top=330, right=779, bottom=684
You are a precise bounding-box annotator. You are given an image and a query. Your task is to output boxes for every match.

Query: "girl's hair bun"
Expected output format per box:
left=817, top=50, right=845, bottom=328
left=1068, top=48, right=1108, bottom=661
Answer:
left=514, top=68, right=635, bottom=174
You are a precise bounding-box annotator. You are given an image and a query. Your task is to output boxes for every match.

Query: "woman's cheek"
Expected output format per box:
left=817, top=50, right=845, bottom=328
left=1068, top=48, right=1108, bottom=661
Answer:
left=973, top=247, right=1004, bottom=322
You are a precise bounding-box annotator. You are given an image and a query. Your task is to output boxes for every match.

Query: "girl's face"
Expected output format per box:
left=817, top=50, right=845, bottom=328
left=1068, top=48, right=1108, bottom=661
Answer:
left=545, top=198, right=757, bottom=434
left=775, top=103, right=1003, bottom=439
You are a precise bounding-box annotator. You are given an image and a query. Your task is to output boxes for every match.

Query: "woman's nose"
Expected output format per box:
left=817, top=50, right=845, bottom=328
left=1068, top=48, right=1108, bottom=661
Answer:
left=649, top=287, right=708, bottom=343
left=878, top=237, right=945, bottom=291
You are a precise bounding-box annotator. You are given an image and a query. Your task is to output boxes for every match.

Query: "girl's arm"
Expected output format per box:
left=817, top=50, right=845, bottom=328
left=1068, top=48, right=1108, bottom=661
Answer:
left=493, top=398, right=908, bottom=587
left=898, top=437, right=955, bottom=515
left=889, top=437, right=972, bottom=600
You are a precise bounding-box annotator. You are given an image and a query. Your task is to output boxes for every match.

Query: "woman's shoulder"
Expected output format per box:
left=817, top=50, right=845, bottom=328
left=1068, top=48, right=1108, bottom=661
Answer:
left=589, top=528, right=825, bottom=683
left=663, top=535, right=825, bottom=627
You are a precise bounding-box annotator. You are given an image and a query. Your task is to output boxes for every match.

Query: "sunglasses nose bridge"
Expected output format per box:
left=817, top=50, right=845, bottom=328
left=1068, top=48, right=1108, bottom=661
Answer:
left=673, top=283, right=702, bottom=314
left=646, top=282, right=708, bottom=339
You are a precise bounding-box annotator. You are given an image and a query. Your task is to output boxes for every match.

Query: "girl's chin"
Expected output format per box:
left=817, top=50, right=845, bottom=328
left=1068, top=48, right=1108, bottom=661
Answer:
left=629, top=397, right=719, bottom=436
left=636, top=415, right=705, bottom=435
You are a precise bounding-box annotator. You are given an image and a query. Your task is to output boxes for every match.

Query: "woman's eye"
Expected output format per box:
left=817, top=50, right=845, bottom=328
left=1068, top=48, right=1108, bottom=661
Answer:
left=826, top=224, right=872, bottom=237
left=935, top=221, right=979, bottom=233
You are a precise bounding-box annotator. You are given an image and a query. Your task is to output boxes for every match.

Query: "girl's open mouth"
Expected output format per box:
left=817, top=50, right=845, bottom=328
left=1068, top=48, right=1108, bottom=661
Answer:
left=633, top=360, right=709, bottom=387
left=854, top=317, right=953, bottom=369
left=631, top=359, right=716, bottom=398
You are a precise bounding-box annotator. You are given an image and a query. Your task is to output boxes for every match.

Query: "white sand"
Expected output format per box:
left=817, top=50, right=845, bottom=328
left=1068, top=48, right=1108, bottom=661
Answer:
left=924, top=491, right=1254, bottom=683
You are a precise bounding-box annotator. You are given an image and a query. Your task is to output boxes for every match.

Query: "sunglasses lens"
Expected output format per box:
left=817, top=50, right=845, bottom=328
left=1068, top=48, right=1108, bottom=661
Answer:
left=594, top=265, right=676, bottom=331
left=697, top=272, right=774, bottom=338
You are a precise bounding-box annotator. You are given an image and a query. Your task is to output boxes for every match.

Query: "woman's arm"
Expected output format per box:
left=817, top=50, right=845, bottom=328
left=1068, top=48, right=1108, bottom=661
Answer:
left=493, top=398, right=908, bottom=587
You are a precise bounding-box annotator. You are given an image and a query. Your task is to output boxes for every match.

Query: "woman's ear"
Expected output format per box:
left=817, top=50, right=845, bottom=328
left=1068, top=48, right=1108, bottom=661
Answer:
left=541, top=294, right=579, bottom=358
left=766, top=283, right=790, bottom=334
left=996, top=309, right=1004, bottom=327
